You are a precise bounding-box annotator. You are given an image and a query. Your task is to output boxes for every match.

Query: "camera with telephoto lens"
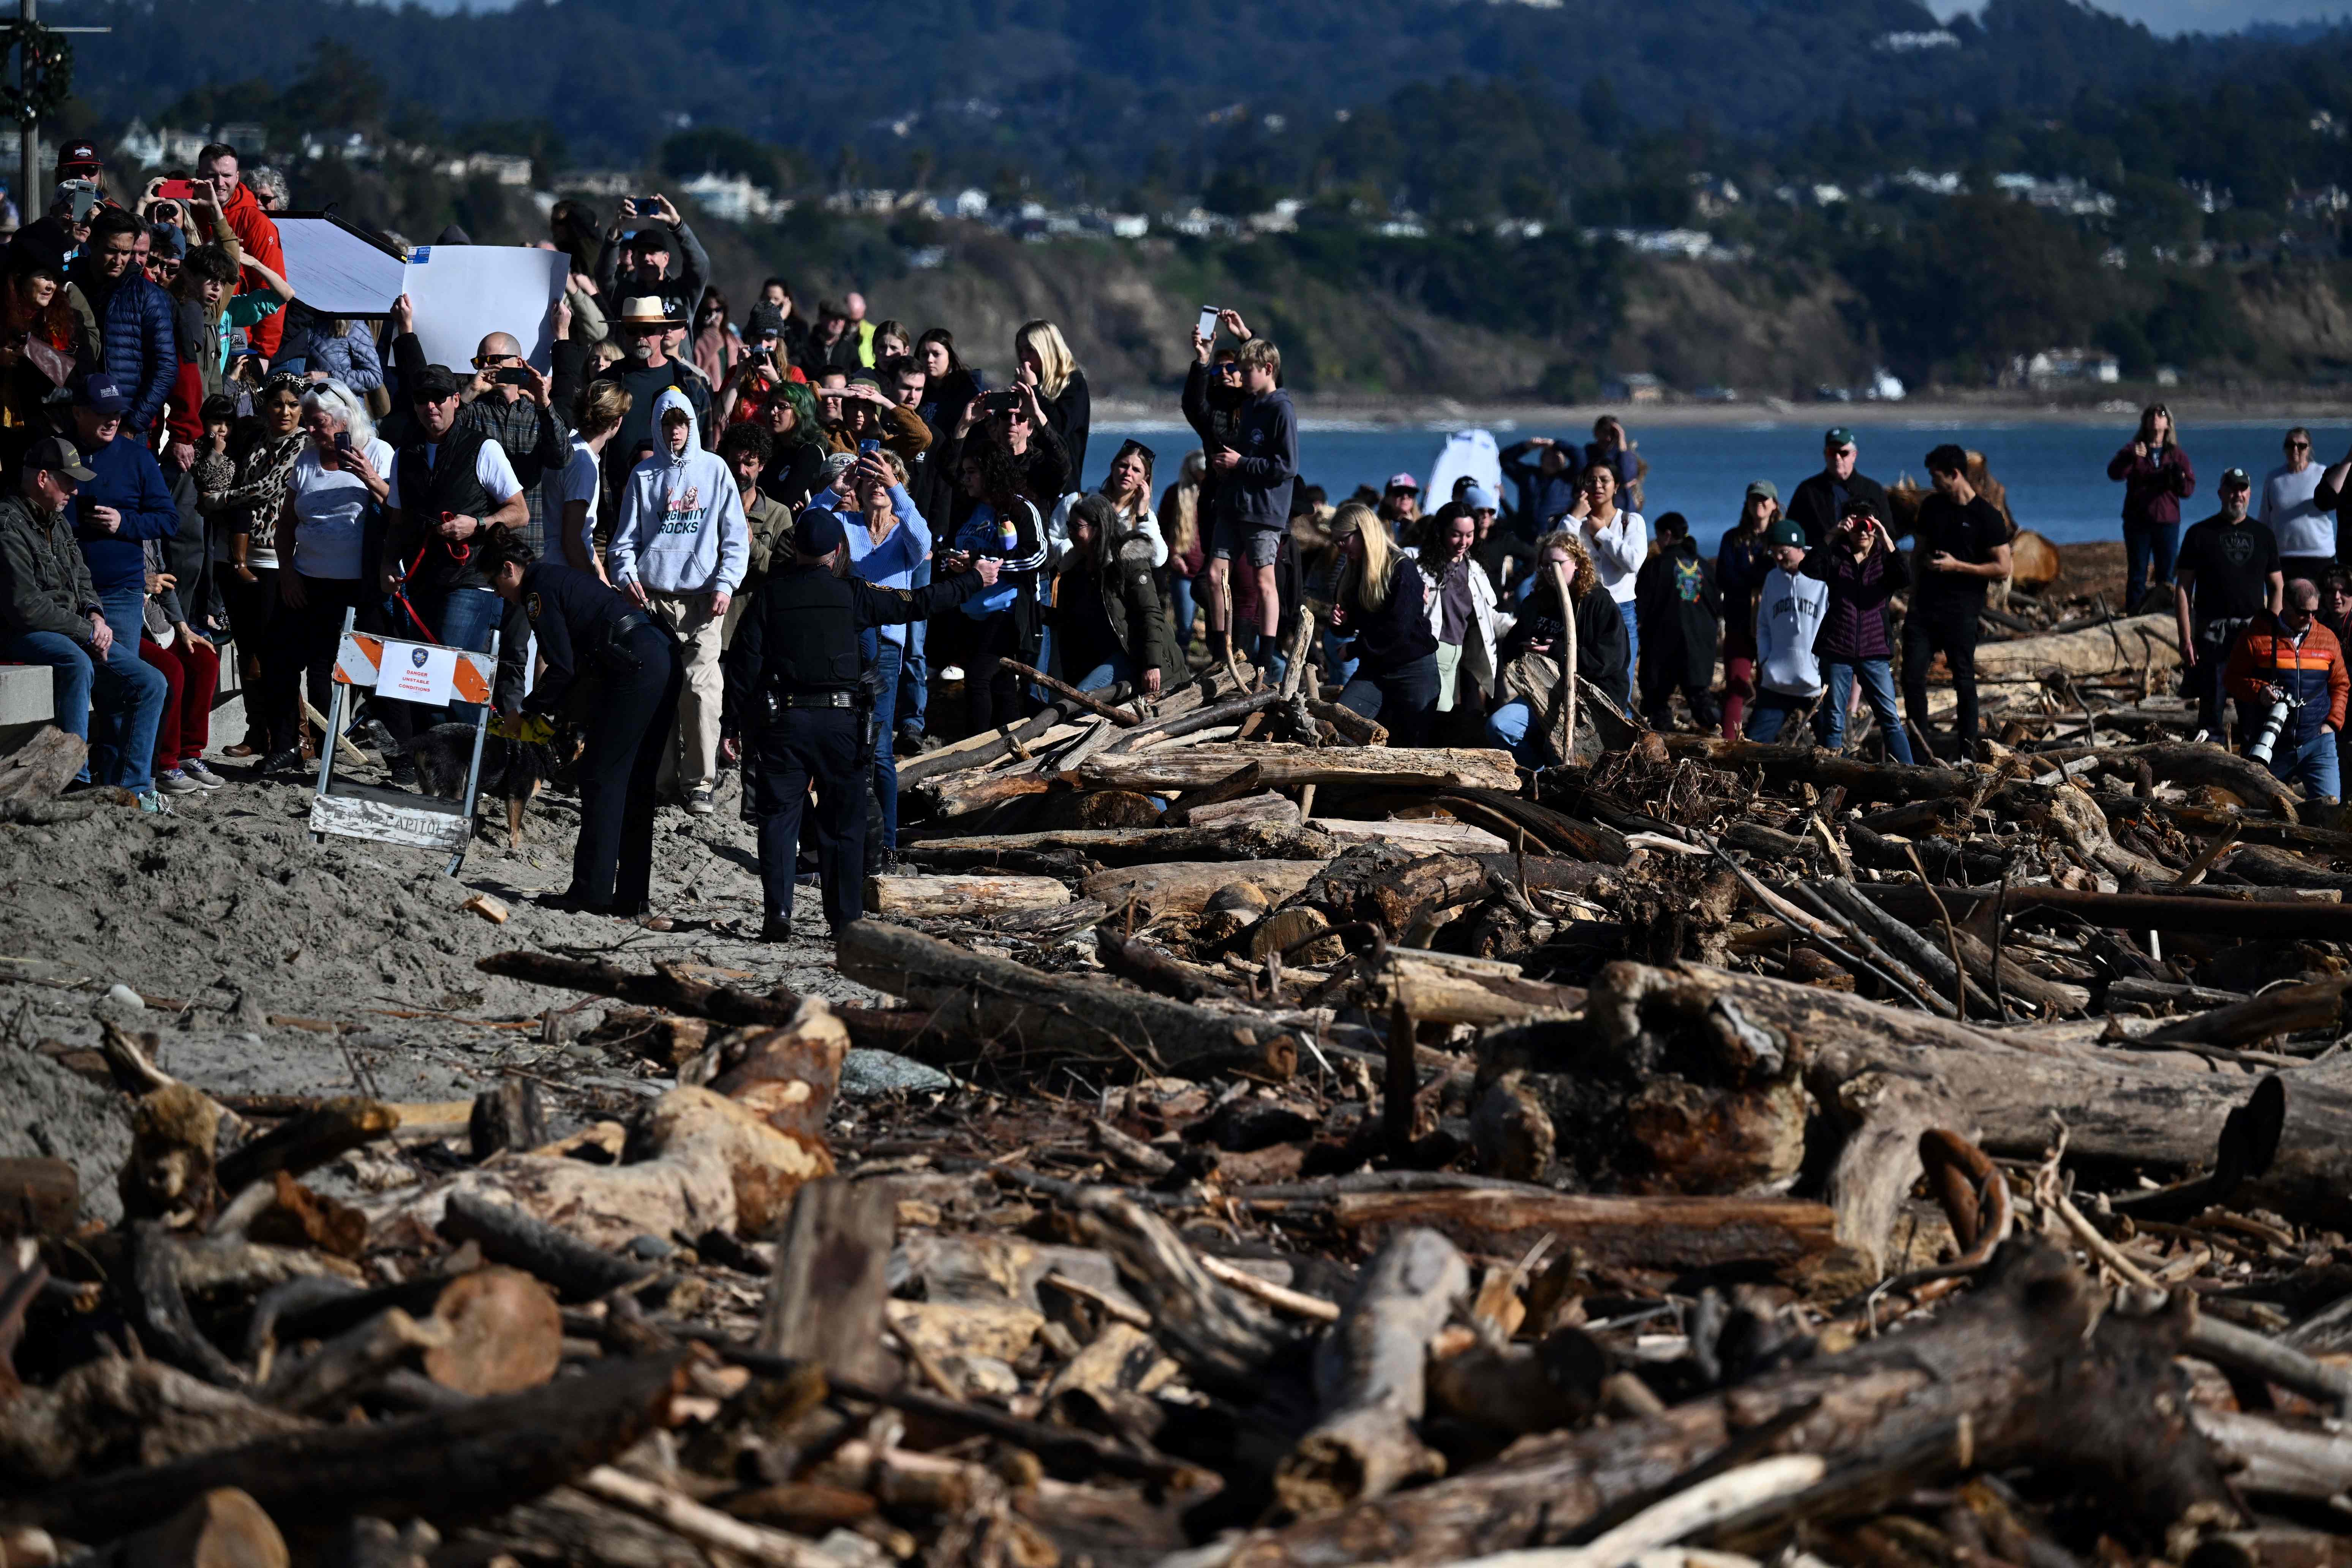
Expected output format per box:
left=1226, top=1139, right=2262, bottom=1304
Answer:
left=2248, top=687, right=2302, bottom=766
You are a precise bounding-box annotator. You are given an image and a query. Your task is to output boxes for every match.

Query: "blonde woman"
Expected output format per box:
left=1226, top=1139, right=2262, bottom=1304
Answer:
left=1326, top=503, right=1439, bottom=746
left=1015, top=318, right=1090, bottom=481
left=1161, top=449, right=1208, bottom=648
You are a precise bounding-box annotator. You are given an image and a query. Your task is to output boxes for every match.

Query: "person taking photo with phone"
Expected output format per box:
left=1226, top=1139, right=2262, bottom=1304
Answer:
left=1804, top=497, right=1916, bottom=764
left=1902, top=444, right=2014, bottom=759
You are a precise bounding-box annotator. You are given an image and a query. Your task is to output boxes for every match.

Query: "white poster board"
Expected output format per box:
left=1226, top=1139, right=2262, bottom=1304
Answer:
left=400, top=246, right=567, bottom=373
left=274, top=217, right=407, bottom=318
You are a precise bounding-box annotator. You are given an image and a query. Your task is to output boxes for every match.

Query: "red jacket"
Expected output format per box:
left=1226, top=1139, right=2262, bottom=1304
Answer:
left=220, top=183, right=286, bottom=357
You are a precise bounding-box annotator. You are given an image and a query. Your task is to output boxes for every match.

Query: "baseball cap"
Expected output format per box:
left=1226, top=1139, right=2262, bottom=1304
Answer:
left=1746, top=479, right=1778, bottom=502
left=410, top=364, right=461, bottom=402
left=1765, top=517, right=1807, bottom=549
left=2221, top=466, right=2251, bottom=488
left=77, top=373, right=128, bottom=414
left=55, top=140, right=99, bottom=172
left=27, top=436, right=95, bottom=482
left=629, top=227, right=673, bottom=253
left=796, top=506, right=846, bottom=556
left=1824, top=427, right=1856, bottom=449
left=1385, top=473, right=1419, bottom=493
left=1463, top=484, right=1497, bottom=511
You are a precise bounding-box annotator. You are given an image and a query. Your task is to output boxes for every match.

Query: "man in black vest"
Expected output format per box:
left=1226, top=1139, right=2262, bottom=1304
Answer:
left=376, top=364, right=529, bottom=786
left=721, top=510, right=996, bottom=940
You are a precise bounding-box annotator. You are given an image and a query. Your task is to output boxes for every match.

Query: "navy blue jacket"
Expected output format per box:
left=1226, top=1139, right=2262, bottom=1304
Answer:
left=1500, top=440, right=1581, bottom=531
left=70, top=431, right=178, bottom=595
left=1220, top=387, right=1297, bottom=531
left=74, top=267, right=177, bottom=433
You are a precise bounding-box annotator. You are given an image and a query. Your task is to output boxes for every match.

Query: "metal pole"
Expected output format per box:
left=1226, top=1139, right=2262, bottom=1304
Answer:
left=17, top=0, right=35, bottom=232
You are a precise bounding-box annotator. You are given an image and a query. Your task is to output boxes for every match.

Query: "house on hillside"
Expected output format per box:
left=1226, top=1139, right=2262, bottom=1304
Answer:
left=1604, top=372, right=1665, bottom=404
left=2017, top=348, right=2120, bottom=388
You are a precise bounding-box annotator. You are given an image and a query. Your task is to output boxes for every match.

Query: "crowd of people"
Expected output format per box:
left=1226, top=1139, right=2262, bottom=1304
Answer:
left=4, top=134, right=2352, bottom=933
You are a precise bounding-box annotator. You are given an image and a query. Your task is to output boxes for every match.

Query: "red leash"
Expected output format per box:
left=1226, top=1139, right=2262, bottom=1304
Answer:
left=387, top=514, right=471, bottom=644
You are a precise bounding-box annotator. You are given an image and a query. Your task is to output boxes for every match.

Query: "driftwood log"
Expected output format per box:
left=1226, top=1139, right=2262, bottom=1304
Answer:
left=835, top=920, right=1300, bottom=1081
left=1201, top=1244, right=2234, bottom=1568
left=901, top=822, right=1336, bottom=869
left=1075, top=743, right=1519, bottom=795
left=5, top=1350, right=697, bottom=1541
left=1274, top=1228, right=1468, bottom=1513
left=863, top=874, right=1072, bottom=919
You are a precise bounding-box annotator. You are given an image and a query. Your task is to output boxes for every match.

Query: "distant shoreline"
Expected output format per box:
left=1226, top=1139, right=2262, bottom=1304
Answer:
left=1090, top=394, right=2352, bottom=432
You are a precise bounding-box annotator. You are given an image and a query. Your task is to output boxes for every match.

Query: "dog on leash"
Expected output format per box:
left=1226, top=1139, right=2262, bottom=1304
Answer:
left=405, top=722, right=584, bottom=849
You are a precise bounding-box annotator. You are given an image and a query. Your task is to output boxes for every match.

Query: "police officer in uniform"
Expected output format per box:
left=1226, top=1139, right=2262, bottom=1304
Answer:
left=476, top=530, right=682, bottom=919
left=723, top=509, right=997, bottom=939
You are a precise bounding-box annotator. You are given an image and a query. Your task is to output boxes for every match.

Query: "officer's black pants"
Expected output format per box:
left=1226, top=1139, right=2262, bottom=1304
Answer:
left=751, top=706, right=865, bottom=931
left=571, top=625, right=680, bottom=911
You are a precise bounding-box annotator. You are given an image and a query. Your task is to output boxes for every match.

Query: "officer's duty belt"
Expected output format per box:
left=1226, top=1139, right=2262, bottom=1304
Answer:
left=773, top=690, right=857, bottom=709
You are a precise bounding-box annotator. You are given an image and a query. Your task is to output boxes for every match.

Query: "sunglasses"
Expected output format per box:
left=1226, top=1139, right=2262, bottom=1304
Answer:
left=2290, top=441, right=2312, bottom=450
left=411, top=390, right=457, bottom=406
left=1117, top=439, right=1156, bottom=466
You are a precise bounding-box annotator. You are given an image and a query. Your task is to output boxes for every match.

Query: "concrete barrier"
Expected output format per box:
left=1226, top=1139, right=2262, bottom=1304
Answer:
left=0, top=664, right=54, bottom=753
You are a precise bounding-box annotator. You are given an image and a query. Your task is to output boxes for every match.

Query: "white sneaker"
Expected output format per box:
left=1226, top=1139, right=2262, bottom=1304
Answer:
left=155, top=769, right=202, bottom=795
left=686, top=787, right=717, bottom=816
left=180, top=759, right=226, bottom=789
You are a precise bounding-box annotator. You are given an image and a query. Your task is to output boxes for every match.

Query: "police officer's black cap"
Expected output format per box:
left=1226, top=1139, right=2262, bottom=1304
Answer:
left=798, top=507, right=847, bottom=557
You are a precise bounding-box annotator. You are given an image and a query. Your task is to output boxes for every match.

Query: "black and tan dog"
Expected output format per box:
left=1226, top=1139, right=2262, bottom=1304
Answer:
left=406, top=722, right=585, bottom=849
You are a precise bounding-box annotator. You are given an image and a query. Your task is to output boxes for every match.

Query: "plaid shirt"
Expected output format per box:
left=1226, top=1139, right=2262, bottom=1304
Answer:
left=455, top=393, right=566, bottom=553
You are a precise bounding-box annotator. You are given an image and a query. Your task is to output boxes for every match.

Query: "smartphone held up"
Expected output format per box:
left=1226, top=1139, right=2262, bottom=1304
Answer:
left=1196, top=305, right=1220, bottom=344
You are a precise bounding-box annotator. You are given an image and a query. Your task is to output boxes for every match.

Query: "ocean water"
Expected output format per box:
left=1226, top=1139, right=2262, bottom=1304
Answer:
left=1091, top=417, right=2352, bottom=547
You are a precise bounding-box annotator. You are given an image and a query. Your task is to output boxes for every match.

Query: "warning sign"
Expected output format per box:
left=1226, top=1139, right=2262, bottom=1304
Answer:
left=378, top=639, right=460, bottom=705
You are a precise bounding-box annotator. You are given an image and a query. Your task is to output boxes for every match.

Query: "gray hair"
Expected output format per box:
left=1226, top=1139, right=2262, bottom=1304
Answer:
left=245, top=165, right=290, bottom=207
left=299, top=380, right=375, bottom=449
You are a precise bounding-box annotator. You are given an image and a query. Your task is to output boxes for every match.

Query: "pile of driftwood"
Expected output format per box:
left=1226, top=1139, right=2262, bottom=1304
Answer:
left=21, top=609, right=2352, bottom=1568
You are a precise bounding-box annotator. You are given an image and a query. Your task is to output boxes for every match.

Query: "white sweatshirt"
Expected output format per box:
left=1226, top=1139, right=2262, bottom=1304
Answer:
left=1754, top=566, right=1829, bottom=697
left=607, top=387, right=749, bottom=596
left=1582, top=509, right=1646, bottom=604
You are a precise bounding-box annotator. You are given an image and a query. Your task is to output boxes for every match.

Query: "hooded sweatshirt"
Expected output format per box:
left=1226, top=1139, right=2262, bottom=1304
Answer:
left=1755, top=565, right=1829, bottom=698
left=607, top=387, right=748, bottom=597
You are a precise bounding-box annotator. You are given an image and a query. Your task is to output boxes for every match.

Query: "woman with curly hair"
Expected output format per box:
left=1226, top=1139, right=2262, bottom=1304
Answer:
left=1486, top=528, right=1630, bottom=765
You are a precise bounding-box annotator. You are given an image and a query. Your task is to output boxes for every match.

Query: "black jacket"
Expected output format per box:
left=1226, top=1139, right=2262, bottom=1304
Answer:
left=1501, top=576, right=1630, bottom=699
left=1634, top=538, right=1721, bottom=693
left=722, top=559, right=982, bottom=731
left=1339, top=558, right=1439, bottom=672
left=515, top=561, right=640, bottom=717
left=1786, top=470, right=1891, bottom=548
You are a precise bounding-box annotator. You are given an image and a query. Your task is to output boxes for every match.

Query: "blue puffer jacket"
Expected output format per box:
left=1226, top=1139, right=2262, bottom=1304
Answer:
left=75, top=268, right=177, bottom=433
left=275, top=312, right=385, bottom=392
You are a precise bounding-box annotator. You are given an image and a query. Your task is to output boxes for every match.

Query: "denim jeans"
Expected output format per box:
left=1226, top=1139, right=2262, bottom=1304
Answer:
left=92, top=586, right=168, bottom=790
left=897, top=620, right=927, bottom=735
left=1169, top=577, right=1196, bottom=655
left=7, top=625, right=166, bottom=790
left=1070, top=651, right=1139, bottom=692
left=2267, top=727, right=2343, bottom=801
left=1615, top=597, right=1639, bottom=694
left=1487, top=698, right=1546, bottom=766
left=1338, top=652, right=1440, bottom=747
left=2125, top=520, right=2181, bottom=612
left=1823, top=658, right=1916, bottom=764
left=870, top=637, right=903, bottom=851
left=1743, top=690, right=1811, bottom=744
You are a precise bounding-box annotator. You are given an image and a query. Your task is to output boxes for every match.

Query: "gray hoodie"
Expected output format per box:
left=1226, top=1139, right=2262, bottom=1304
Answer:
left=1754, top=565, right=1828, bottom=698
left=607, top=387, right=749, bottom=597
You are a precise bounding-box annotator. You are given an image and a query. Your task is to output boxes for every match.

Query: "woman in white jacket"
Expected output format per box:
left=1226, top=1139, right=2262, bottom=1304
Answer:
left=1422, top=502, right=1498, bottom=712
left=606, top=386, right=749, bottom=814
left=1572, top=464, right=1646, bottom=680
